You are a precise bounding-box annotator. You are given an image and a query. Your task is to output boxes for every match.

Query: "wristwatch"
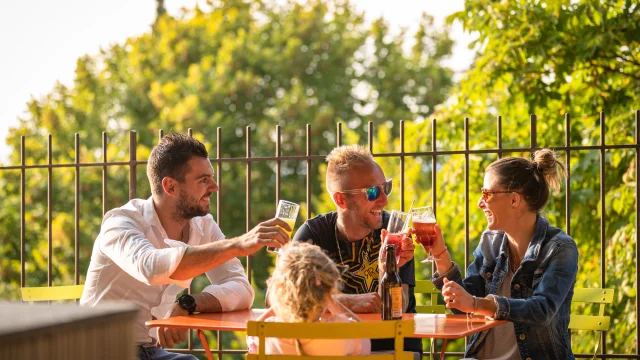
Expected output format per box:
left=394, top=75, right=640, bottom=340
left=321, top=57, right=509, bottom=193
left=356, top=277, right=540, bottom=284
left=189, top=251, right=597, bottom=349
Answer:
left=175, top=294, right=197, bottom=315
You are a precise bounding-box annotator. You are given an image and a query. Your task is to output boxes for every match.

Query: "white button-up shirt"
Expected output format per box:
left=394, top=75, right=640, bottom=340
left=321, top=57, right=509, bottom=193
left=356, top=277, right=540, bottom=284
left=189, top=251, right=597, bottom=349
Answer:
left=80, top=197, right=255, bottom=345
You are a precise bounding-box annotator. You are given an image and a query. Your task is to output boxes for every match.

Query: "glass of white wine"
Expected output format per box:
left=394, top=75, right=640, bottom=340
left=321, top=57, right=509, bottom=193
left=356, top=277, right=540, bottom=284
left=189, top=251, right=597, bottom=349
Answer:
left=267, top=200, right=300, bottom=254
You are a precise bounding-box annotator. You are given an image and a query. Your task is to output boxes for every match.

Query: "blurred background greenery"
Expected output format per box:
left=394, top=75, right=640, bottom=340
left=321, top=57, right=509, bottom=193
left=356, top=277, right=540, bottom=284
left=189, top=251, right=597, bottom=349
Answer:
left=0, top=0, right=638, bottom=357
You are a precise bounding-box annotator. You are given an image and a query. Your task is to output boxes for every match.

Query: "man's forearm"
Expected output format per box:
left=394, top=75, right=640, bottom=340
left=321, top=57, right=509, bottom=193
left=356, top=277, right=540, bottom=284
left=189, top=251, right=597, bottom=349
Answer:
left=170, top=240, right=241, bottom=280
left=193, top=292, right=222, bottom=313
left=335, top=293, right=357, bottom=311
left=335, top=293, right=382, bottom=313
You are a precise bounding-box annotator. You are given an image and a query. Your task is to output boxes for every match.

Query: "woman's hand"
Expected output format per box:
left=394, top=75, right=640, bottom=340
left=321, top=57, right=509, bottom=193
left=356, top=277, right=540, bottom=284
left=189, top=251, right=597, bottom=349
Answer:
left=441, top=277, right=475, bottom=313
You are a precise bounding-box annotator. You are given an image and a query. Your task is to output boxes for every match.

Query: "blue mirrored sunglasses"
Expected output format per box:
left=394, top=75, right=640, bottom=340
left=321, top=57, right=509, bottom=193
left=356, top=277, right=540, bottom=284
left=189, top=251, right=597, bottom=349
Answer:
left=338, top=178, right=393, bottom=201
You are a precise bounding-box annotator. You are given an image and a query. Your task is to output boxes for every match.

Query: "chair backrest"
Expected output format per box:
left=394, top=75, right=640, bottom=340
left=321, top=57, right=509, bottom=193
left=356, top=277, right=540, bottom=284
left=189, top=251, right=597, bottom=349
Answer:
left=246, top=319, right=415, bottom=360
left=568, top=287, right=614, bottom=331
left=20, top=285, right=84, bottom=302
left=414, top=280, right=446, bottom=314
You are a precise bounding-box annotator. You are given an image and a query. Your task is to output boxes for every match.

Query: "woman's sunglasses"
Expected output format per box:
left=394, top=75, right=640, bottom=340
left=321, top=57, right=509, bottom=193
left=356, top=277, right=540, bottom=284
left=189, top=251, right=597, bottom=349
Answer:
left=480, top=188, right=520, bottom=202
left=338, top=178, right=393, bottom=202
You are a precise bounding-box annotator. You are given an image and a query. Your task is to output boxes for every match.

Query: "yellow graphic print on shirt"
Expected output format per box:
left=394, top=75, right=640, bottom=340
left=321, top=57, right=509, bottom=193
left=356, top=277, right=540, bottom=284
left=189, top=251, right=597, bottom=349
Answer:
left=340, top=234, right=382, bottom=294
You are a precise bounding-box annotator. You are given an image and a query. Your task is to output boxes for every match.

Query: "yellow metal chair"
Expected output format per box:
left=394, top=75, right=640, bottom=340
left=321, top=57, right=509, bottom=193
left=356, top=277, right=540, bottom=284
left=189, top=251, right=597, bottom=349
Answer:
left=414, top=280, right=446, bottom=360
left=246, top=319, right=415, bottom=360
left=20, top=285, right=84, bottom=302
left=414, top=280, right=446, bottom=315
left=569, top=287, right=614, bottom=360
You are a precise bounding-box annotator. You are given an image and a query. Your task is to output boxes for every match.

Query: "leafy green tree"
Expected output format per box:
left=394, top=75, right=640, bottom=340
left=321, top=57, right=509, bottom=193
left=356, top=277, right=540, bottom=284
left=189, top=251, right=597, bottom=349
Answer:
left=312, top=0, right=640, bottom=354
left=433, top=0, right=640, bottom=354
left=0, top=0, right=454, bottom=357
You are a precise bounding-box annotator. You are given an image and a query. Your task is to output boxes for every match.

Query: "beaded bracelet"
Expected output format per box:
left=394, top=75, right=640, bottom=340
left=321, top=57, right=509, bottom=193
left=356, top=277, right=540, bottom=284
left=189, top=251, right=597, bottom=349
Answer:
left=467, top=295, right=478, bottom=318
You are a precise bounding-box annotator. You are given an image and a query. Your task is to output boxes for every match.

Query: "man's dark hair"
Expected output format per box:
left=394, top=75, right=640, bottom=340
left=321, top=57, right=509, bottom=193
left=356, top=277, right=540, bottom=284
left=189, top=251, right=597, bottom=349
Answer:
left=147, top=133, right=209, bottom=196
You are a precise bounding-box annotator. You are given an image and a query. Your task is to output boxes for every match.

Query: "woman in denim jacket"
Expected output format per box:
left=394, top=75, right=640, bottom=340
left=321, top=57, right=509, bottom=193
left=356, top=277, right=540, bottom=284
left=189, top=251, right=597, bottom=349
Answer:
left=430, top=149, right=578, bottom=360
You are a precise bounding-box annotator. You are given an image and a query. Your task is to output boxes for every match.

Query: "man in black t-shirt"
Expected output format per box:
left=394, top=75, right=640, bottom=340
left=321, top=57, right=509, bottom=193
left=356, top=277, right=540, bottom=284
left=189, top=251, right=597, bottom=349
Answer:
left=292, top=145, right=421, bottom=354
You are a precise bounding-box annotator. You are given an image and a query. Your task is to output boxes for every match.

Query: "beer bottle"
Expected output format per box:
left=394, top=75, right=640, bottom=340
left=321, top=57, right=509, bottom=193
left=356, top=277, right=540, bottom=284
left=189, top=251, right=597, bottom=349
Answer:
left=381, top=244, right=403, bottom=320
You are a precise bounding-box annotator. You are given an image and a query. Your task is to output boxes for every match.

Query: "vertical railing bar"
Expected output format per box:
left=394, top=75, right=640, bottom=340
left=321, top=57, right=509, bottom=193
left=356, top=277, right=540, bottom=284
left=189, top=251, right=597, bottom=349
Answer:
left=276, top=125, right=281, bottom=204
left=464, top=119, right=470, bottom=271
left=214, top=126, right=223, bottom=360
left=565, top=114, right=571, bottom=236
left=187, top=129, right=195, bottom=352
left=48, top=134, right=52, bottom=287
left=531, top=114, right=537, bottom=151
left=400, top=120, right=405, bottom=211
left=306, top=124, right=311, bottom=220
left=246, top=126, right=252, bottom=281
left=432, top=119, right=437, bottom=218
left=431, top=119, right=437, bottom=279
left=217, top=330, right=222, bottom=360
left=20, top=136, right=25, bottom=288
left=337, top=123, right=342, bottom=147
left=368, top=121, right=373, bottom=153
left=635, top=110, right=640, bottom=357
left=497, top=116, right=503, bottom=159
left=599, top=111, right=606, bottom=358
left=183, top=127, right=202, bottom=352
left=102, top=132, right=108, bottom=216
left=216, top=128, right=222, bottom=226
left=74, top=133, right=80, bottom=285
left=129, top=131, right=137, bottom=200
left=463, top=117, right=470, bottom=355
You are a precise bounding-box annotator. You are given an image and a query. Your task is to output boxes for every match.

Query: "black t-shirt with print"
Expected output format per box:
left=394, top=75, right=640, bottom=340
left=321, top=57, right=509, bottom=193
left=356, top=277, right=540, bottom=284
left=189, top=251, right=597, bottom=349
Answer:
left=292, top=211, right=421, bottom=354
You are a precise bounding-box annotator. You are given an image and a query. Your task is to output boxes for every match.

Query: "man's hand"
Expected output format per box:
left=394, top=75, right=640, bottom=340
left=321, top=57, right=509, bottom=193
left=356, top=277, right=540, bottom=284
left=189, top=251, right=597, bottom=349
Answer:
left=157, top=303, right=189, bottom=348
left=234, top=218, right=292, bottom=256
left=379, top=228, right=415, bottom=271
left=335, top=293, right=382, bottom=313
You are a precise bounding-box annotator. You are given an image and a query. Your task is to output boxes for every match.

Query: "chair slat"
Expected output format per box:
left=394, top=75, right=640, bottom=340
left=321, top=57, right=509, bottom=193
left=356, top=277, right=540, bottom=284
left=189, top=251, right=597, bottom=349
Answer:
left=20, top=285, right=84, bottom=302
left=247, top=354, right=412, bottom=360
left=571, top=288, right=614, bottom=304
left=416, top=305, right=446, bottom=314
left=569, top=315, right=610, bottom=331
left=248, top=320, right=414, bottom=339
left=414, top=280, right=439, bottom=294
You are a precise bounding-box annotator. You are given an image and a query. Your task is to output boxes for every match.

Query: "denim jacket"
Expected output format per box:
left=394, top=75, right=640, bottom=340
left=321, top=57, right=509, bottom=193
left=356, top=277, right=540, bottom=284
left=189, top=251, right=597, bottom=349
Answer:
left=432, top=216, right=579, bottom=360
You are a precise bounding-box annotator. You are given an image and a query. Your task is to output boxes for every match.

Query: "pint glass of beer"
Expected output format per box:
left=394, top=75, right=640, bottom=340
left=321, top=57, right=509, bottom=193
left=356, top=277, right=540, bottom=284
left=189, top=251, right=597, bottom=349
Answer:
left=267, top=200, right=300, bottom=254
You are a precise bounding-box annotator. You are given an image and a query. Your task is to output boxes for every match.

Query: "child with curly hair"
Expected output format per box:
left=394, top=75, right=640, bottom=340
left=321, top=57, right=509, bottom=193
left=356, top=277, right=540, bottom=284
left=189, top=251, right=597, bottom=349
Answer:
left=247, top=242, right=371, bottom=356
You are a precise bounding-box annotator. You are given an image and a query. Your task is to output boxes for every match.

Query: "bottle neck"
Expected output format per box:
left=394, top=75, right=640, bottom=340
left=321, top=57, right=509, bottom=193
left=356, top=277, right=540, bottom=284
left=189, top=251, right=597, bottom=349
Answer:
left=385, top=247, right=397, bottom=275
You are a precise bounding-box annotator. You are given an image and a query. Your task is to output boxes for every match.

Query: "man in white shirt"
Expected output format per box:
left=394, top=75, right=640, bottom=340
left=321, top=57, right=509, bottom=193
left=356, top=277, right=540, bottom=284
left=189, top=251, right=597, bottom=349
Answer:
left=80, top=133, right=291, bottom=360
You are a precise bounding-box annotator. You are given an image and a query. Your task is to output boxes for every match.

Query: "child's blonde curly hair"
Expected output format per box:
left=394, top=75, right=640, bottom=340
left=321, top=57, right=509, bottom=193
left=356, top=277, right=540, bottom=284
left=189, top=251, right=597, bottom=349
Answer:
left=267, top=242, right=342, bottom=323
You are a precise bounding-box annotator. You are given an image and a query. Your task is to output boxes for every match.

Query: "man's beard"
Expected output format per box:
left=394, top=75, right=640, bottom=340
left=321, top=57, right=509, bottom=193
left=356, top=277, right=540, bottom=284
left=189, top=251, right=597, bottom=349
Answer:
left=343, top=204, right=380, bottom=233
left=174, top=190, right=210, bottom=220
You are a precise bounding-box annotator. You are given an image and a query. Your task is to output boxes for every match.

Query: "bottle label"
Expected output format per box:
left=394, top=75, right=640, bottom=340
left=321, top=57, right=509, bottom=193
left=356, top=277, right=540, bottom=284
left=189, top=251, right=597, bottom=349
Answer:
left=390, top=287, right=402, bottom=318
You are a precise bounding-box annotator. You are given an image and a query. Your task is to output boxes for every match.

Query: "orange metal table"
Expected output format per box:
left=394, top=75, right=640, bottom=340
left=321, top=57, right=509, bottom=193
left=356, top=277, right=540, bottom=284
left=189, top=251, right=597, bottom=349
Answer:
left=146, top=309, right=505, bottom=360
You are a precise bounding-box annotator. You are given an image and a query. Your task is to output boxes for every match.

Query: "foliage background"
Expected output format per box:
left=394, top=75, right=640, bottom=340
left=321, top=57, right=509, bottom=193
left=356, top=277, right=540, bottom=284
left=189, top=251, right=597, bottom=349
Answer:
left=0, top=0, right=638, bottom=357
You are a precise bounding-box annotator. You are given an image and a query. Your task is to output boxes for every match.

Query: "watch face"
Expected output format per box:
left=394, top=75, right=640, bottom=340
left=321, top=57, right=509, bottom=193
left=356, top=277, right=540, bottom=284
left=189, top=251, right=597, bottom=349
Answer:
left=181, top=295, right=195, bottom=307
left=179, top=294, right=196, bottom=313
